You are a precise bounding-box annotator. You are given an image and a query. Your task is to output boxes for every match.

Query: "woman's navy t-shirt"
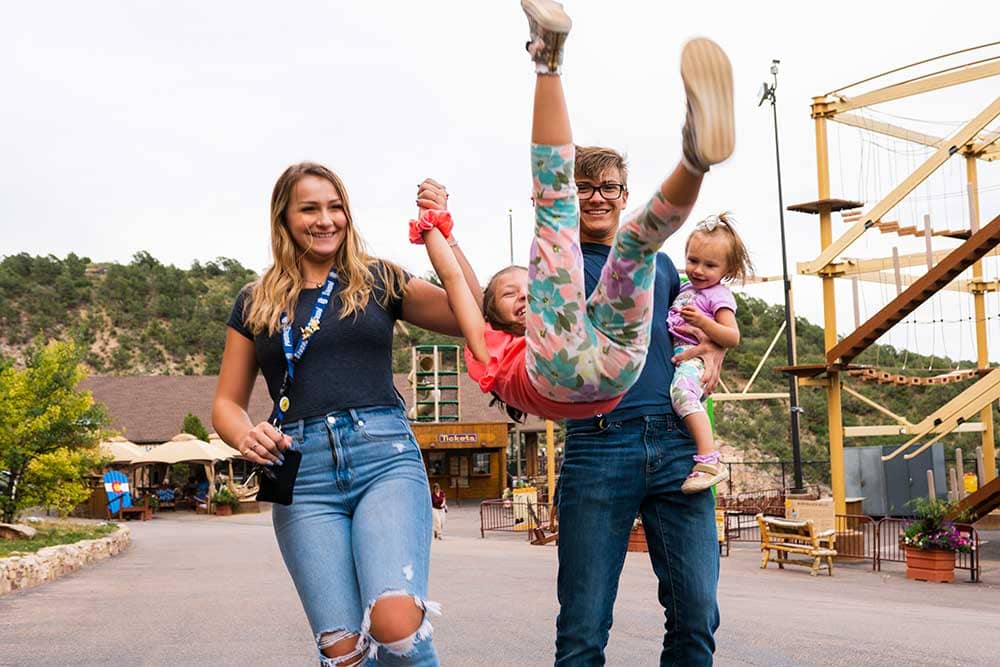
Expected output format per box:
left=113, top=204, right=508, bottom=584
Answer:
left=227, top=267, right=408, bottom=422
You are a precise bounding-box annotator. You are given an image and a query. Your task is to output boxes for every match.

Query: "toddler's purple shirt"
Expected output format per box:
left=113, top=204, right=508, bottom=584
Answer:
left=667, top=282, right=737, bottom=346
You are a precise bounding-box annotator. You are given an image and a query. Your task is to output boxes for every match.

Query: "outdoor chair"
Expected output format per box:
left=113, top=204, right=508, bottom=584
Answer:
left=527, top=501, right=558, bottom=546
left=156, top=487, right=177, bottom=511
left=103, top=470, right=151, bottom=521
left=224, top=473, right=259, bottom=502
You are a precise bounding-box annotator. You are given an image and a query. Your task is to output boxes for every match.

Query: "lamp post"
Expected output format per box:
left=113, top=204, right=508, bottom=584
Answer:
left=507, top=208, right=518, bottom=482
left=508, top=208, right=515, bottom=264
left=759, top=60, right=805, bottom=492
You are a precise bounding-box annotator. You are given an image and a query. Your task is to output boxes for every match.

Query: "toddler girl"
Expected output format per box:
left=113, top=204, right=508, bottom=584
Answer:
left=670, top=212, right=753, bottom=493
left=411, top=0, right=735, bottom=421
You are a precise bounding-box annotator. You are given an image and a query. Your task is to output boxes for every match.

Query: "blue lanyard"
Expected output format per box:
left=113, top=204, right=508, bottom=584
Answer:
left=273, top=268, right=338, bottom=426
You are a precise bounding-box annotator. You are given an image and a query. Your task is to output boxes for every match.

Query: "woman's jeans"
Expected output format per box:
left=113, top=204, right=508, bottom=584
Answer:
left=272, top=406, right=439, bottom=666
left=555, top=414, right=720, bottom=666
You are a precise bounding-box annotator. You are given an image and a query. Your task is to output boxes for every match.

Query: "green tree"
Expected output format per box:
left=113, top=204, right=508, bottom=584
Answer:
left=0, top=337, right=110, bottom=522
left=21, top=447, right=108, bottom=516
left=182, top=413, right=210, bottom=441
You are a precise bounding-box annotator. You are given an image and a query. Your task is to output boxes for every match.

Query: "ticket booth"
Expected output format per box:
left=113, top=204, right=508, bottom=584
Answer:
left=411, top=422, right=509, bottom=501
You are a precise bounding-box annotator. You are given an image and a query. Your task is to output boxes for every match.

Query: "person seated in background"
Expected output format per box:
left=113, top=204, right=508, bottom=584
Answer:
left=190, top=471, right=210, bottom=507
left=193, top=480, right=209, bottom=504
left=156, top=480, right=176, bottom=503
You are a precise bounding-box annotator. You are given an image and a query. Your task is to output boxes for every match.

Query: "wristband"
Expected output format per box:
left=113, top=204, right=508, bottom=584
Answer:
left=409, top=209, right=454, bottom=245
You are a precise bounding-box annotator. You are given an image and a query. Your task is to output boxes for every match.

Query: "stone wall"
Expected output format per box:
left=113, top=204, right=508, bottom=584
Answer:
left=0, top=525, right=131, bottom=595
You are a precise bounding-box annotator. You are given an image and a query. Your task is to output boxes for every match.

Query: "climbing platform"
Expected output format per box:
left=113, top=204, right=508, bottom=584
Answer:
left=828, top=211, right=1000, bottom=365
left=846, top=366, right=991, bottom=386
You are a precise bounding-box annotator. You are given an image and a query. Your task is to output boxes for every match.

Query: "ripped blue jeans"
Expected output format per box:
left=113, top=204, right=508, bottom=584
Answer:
left=272, top=406, right=439, bottom=666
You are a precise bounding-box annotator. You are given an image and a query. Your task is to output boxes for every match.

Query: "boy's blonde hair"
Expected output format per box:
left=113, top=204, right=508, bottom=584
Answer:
left=687, top=211, right=754, bottom=285
left=574, top=145, right=629, bottom=185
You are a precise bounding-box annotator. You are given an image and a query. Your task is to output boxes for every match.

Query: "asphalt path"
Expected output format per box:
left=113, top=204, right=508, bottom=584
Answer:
left=2, top=505, right=998, bottom=666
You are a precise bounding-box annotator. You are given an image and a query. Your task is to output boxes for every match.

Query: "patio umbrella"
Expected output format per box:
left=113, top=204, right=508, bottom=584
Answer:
left=207, top=433, right=243, bottom=461
left=207, top=432, right=244, bottom=481
left=99, top=436, right=144, bottom=464
left=131, top=433, right=229, bottom=465
left=132, top=433, right=228, bottom=511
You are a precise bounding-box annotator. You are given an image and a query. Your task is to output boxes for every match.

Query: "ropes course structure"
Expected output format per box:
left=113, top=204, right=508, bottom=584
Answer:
left=781, top=43, right=1000, bottom=514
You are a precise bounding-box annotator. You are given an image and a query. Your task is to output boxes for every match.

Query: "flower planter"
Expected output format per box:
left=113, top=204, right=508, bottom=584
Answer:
left=628, top=525, right=648, bottom=553
left=904, top=546, right=955, bottom=583
left=214, top=504, right=233, bottom=517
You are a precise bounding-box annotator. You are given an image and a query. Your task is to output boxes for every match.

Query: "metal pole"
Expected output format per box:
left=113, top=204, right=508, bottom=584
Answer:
left=764, top=61, right=805, bottom=492
left=546, top=420, right=556, bottom=507
left=508, top=208, right=515, bottom=265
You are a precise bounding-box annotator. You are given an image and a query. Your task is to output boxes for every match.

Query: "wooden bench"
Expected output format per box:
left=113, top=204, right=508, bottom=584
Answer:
left=756, top=514, right=837, bottom=576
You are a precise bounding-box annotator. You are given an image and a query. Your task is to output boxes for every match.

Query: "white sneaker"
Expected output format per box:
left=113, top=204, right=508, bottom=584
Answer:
left=521, top=0, right=572, bottom=74
left=680, top=38, right=735, bottom=172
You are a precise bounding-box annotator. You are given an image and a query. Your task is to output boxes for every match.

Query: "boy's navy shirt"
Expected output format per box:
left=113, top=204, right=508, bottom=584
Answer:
left=565, top=243, right=681, bottom=429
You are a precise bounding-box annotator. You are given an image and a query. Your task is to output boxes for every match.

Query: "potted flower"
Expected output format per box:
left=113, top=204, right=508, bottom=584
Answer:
left=212, top=487, right=239, bottom=516
left=902, top=498, right=972, bottom=583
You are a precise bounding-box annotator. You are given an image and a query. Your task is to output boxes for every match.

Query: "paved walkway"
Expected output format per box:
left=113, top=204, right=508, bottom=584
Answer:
left=2, top=505, right=999, bottom=666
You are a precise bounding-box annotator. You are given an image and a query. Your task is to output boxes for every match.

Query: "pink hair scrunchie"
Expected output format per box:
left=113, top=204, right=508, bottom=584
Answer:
left=408, top=209, right=454, bottom=245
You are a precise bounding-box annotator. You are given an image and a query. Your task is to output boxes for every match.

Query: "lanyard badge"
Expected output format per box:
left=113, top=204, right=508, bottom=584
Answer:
left=273, top=269, right=339, bottom=426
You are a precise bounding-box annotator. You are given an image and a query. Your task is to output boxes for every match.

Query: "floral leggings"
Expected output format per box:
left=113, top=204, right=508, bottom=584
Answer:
left=670, top=344, right=707, bottom=418
left=525, top=143, right=693, bottom=402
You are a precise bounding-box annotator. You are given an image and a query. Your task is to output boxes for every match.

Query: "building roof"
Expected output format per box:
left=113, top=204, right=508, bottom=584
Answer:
left=81, top=373, right=544, bottom=444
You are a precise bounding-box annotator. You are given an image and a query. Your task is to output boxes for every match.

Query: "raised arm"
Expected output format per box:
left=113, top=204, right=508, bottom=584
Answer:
left=416, top=178, right=483, bottom=310
left=415, top=217, right=490, bottom=364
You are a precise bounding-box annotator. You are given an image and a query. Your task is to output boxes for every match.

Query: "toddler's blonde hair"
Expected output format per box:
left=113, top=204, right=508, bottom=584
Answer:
left=686, top=211, right=754, bottom=285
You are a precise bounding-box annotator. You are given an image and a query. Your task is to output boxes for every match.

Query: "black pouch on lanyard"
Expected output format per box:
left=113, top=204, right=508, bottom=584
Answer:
left=256, top=447, right=301, bottom=506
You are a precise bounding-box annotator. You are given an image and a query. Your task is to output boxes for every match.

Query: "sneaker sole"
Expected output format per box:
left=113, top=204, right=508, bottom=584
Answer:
left=681, top=38, right=735, bottom=166
left=521, top=0, right=572, bottom=33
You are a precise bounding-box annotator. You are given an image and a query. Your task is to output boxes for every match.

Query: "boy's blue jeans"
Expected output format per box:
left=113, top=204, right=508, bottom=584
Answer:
left=272, top=406, right=439, bottom=666
left=555, top=414, right=720, bottom=666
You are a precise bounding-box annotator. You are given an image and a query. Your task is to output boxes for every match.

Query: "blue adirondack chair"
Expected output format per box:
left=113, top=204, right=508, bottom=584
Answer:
left=103, top=470, right=149, bottom=520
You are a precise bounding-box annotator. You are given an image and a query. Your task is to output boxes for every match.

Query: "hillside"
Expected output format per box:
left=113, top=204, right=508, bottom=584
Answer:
left=2, top=252, right=995, bottom=472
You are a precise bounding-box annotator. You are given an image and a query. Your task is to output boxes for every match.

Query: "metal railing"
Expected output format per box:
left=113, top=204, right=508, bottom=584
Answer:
left=720, top=461, right=830, bottom=495
left=722, top=510, right=978, bottom=581
left=834, top=514, right=879, bottom=570
left=480, top=499, right=552, bottom=541
left=717, top=484, right=821, bottom=517
left=721, top=510, right=877, bottom=569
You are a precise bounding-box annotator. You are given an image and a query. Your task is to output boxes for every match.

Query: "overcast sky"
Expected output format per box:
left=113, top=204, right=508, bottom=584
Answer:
left=4, top=1, right=1000, bottom=364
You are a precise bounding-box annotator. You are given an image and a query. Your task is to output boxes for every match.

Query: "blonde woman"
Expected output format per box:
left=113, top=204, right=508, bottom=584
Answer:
left=213, top=163, right=465, bottom=666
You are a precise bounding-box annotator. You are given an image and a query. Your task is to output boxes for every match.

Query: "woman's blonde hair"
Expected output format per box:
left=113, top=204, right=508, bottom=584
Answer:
left=686, top=211, right=755, bottom=285
left=245, top=162, right=407, bottom=335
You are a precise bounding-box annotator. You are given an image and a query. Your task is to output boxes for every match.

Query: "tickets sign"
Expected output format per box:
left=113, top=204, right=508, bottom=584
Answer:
left=437, top=433, right=478, bottom=444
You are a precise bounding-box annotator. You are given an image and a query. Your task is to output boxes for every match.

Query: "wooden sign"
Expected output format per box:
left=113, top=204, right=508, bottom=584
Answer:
left=785, top=498, right=835, bottom=533
left=437, top=433, right=478, bottom=444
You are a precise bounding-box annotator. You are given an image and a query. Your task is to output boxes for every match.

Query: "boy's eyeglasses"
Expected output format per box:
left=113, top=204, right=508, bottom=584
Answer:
left=695, top=214, right=733, bottom=232
left=576, top=183, right=626, bottom=201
